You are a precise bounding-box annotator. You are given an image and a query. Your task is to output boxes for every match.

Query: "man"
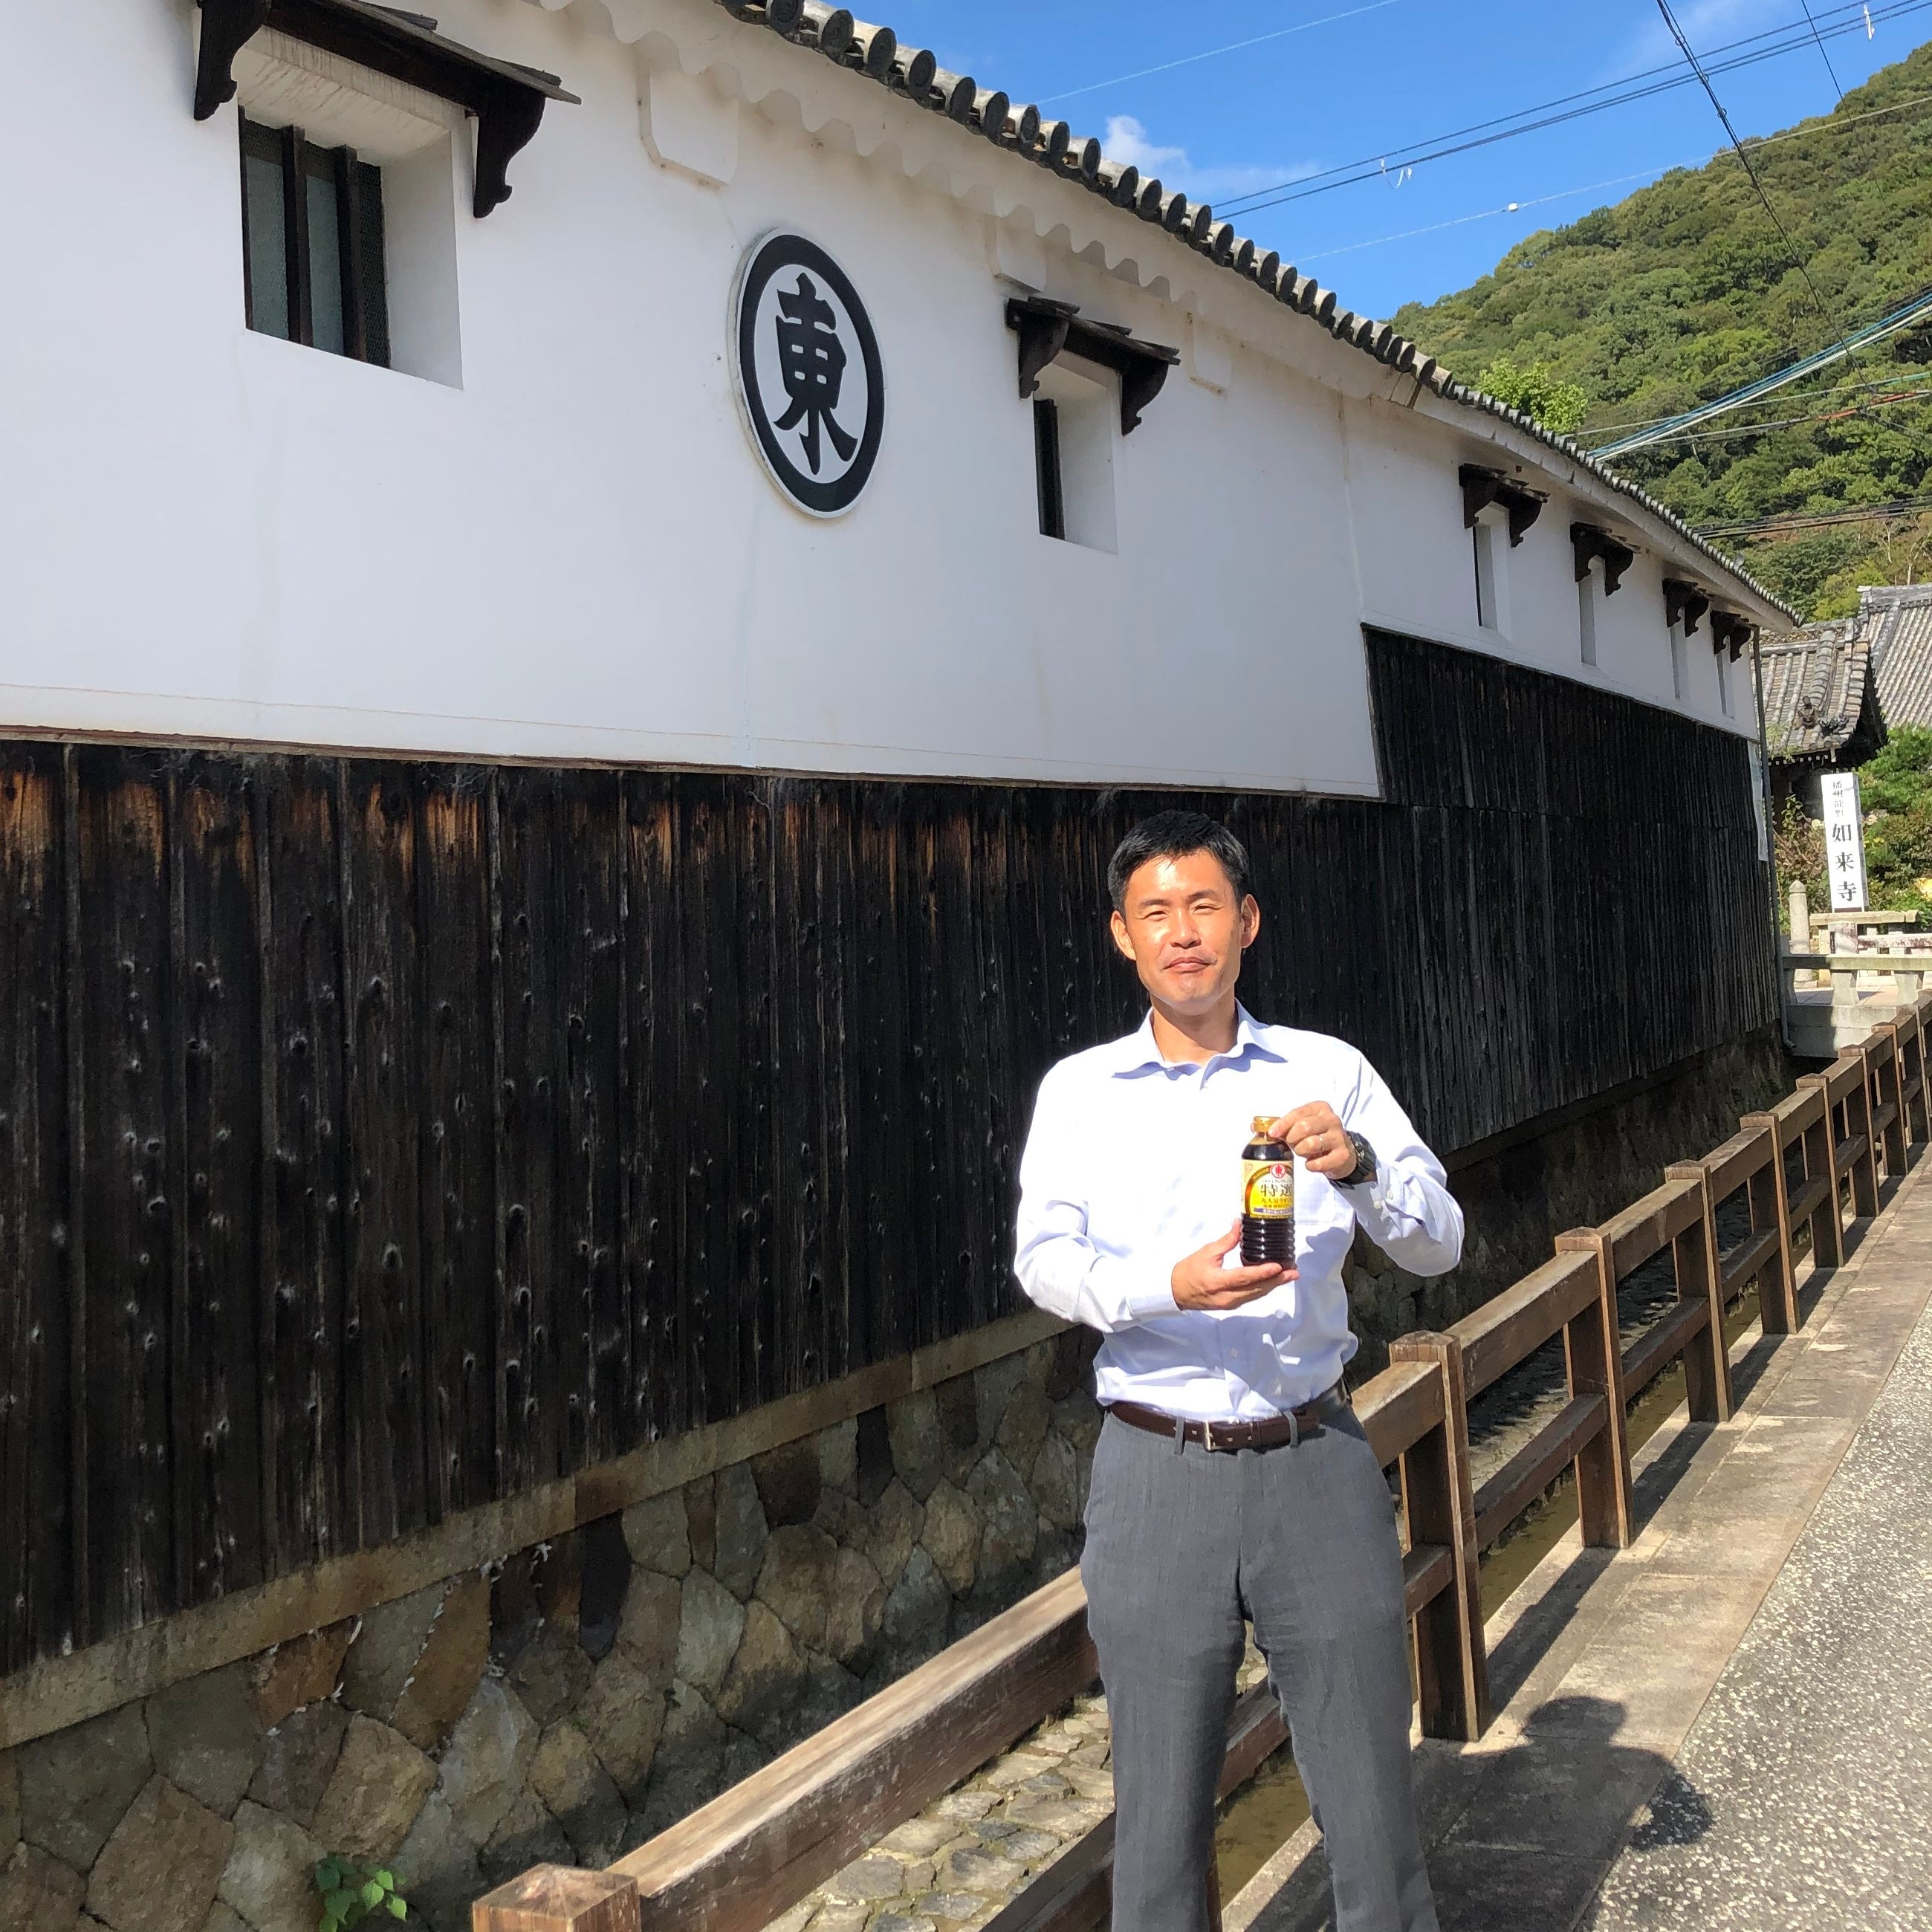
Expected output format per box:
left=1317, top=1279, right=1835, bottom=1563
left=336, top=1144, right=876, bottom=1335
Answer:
left=1015, top=811, right=1462, bottom=1932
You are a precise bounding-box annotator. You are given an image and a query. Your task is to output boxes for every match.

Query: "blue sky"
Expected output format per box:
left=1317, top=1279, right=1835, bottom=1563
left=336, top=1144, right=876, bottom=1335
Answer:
left=890, top=0, right=1927, bottom=319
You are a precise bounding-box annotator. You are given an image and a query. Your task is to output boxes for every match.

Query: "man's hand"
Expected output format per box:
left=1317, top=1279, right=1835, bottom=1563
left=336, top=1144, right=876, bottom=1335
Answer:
left=1171, top=1219, right=1294, bottom=1310
left=1270, top=1102, right=1359, bottom=1181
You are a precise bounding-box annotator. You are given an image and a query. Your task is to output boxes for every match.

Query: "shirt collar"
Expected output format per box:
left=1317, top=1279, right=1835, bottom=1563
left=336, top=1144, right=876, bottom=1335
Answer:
left=1107, top=1004, right=1284, bottom=1077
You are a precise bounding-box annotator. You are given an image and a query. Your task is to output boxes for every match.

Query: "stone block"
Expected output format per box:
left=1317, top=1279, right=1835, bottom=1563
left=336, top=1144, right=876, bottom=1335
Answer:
left=872, top=1916, right=937, bottom=1932
left=826, top=1854, right=908, bottom=1900
left=215, top=1802, right=322, bottom=1932
left=886, top=1390, right=945, bottom=1502
left=675, top=1567, right=747, bottom=1696
left=817, top=1417, right=859, bottom=1494
left=528, top=1722, right=625, bottom=1861
left=19, top=1701, right=152, bottom=1870
left=683, top=1474, right=717, bottom=1573
left=0, top=1749, right=16, bottom=1852
left=438, top=1678, right=539, bottom=1847
left=860, top=1479, right=922, bottom=1593
left=579, top=1648, right=669, bottom=1800
left=622, top=1490, right=692, bottom=1578
left=881, top=1546, right=950, bottom=1672
left=711, top=1463, right=770, bottom=1599
left=915, top=1894, right=986, bottom=1922
left=534, top=1532, right=583, bottom=1641
left=716, top=1603, right=804, bottom=1738
left=387, top=1792, right=482, bottom=1932
left=635, top=1681, right=760, bottom=1838
left=1050, top=1390, right=1103, bottom=1456
left=250, top=1621, right=354, bottom=1729
left=973, top=1354, right=1028, bottom=1445
left=1030, top=1433, right=1083, bottom=1533
left=823, top=1547, right=886, bottom=1670
left=967, top=1451, right=1038, bottom=1589
left=339, top=1583, right=444, bottom=1722
left=247, top=1700, right=348, bottom=1829
left=615, top=1569, right=682, bottom=1693
left=878, top=1818, right=961, bottom=1857
left=145, top=1664, right=265, bottom=1820
left=808, top=1902, right=871, bottom=1932
left=919, top=1481, right=980, bottom=1595
left=505, top=1621, right=595, bottom=1728
left=86, top=1777, right=233, bottom=1932
left=751, top=1437, right=822, bottom=1529
left=934, top=1373, right=979, bottom=1451
left=814, top=1488, right=865, bottom=1547
left=929, top=1791, right=997, bottom=1822
left=0, top=1842, right=85, bottom=1932
left=994, top=1384, right=1052, bottom=1476
left=575, top=1514, right=633, bottom=1663
left=940, top=1844, right=1025, bottom=1895
left=199, top=1903, right=248, bottom=1932
left=478, top=1790, right=571, bottom=1891
left=488, top=1552, right=545, bottom=1675
left=393, top=1571, right=490, bottom=1752
left=854, top=1407, right=893, bottom=1507
left=308, top=1717, right=437, bottom=1863
left=754, top=1526, right=840, bottom=1650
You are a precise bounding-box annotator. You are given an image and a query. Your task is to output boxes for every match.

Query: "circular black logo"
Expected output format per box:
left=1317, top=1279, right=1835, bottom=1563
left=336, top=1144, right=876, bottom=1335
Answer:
left=734, top=233, right=884, bottom=517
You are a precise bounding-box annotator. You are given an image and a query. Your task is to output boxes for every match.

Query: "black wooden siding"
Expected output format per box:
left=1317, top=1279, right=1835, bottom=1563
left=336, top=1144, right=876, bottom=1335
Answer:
left=0, top=632, right=1775, bottom=1669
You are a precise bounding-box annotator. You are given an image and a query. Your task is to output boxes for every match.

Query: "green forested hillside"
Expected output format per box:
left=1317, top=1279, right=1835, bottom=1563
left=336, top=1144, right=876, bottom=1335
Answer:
left=1391, top=41, right=1932, bottom=617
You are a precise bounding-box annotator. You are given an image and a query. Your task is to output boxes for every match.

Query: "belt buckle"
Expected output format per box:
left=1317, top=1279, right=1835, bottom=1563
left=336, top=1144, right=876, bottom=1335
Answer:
left=1285, top=1410, right=1301, bottom=1450
left=1201, top=1419, right=1218, bottom=1453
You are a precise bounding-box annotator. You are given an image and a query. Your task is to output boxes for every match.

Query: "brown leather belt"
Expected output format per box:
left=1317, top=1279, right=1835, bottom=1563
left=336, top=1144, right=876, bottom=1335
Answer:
left=1106, top=1382, right=1352, bottom=1453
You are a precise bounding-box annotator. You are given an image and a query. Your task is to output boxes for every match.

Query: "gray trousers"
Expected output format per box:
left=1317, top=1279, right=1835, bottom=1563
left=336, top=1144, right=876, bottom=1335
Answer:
left=1081, top=1408, right=1439, bottom=1932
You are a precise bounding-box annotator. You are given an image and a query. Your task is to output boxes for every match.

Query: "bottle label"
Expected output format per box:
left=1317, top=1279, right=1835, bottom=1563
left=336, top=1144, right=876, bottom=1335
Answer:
left=1242, top=1158, right=1294, bottom=1219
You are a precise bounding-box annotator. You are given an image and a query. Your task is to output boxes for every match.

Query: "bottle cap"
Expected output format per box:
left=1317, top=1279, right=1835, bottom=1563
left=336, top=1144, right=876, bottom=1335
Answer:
left=1250, top=1114, right=1279, bottom=1136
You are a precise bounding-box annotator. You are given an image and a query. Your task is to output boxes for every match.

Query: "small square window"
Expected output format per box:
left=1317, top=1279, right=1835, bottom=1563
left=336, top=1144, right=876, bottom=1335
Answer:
left=1029, top=360, right=1118, bottom=553
left=241, top=114, right=389, bottom=366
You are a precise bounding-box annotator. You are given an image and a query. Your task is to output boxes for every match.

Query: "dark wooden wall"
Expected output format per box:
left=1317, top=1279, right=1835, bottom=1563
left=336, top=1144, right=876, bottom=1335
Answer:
left=0, top=632, right=1775, bottom=1669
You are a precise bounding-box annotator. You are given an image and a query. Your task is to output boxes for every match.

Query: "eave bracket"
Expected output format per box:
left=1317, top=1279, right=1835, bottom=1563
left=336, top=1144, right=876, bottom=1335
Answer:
left=1459, top=464, right=1546, bottom=547
left=1571, top=522, right=1636, bottom=597
left=1005, top=294, right=1181, bottom=436
left=194, top=0, right=579, bottom=218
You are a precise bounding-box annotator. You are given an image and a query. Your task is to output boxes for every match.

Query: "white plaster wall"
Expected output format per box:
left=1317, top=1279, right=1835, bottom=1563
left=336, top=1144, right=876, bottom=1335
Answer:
left=0, top=0, right=1767, bottom=794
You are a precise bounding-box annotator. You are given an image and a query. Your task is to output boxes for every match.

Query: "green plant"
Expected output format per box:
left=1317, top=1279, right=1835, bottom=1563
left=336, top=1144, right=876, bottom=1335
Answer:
left=1474, top=353, right=1591, bottom=435
left=314, top=1857, right=408, bottom=1930
left=1774, top=796, right=1826, bottom=928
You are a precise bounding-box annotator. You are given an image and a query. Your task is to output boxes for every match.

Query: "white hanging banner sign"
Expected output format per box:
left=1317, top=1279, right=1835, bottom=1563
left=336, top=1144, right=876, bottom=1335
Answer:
left=1821, top=772, right=1868, bottom=912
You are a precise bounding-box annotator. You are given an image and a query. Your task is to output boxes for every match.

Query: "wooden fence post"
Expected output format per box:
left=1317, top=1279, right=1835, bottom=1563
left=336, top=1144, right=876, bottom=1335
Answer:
left=1900, top=999, right=1931, bottom=1146
left=1795, top=1084, right=1844, bottom=1271
left=1870, top=1023, right=1908, bottom=1179
left=1552, top=1229, right=1633, bottom=1548
left=473, top=1867, right=638, bottom=1932
left=1739, top=1122, right=1799, bottom=1335
left=1387, top=1332, right=1490, bottom=1741
left=1664, top=1164, right=1733, bottom=1424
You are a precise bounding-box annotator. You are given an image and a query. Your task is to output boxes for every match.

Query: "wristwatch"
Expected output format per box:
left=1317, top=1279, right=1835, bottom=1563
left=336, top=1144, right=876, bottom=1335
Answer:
left=1337, top=1131, right=1378, bottom=1188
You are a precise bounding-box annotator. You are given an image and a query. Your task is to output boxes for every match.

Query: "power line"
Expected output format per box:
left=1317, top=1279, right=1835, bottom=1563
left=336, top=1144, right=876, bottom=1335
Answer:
left=1798, top=0, right=1850, bottom=95
left=1586, top=363, right=1932, bottom=439
left=1651, top=0, right=1850, bottom=347
left=1624, top=378, right=1932, bottom=447
left=1702, top=493, right=1932, bottom=537
left=1038, top=0, right=1407, bottom=106
left=1213, top=0, right=1932, bottom=220
left=1295, top=81, right=1932, bottom=276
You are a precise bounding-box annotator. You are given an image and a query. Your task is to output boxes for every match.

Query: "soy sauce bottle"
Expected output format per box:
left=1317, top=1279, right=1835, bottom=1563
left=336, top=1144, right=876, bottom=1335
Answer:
left=1240, top=1115, right=1296, bottom=1266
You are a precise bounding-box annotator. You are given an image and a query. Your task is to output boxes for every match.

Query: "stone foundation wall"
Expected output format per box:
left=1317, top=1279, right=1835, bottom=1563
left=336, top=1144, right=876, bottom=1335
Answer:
left=0, top=1331, right=1103, bottom=1932
left=0, top=1030, right=1792, bottom=1932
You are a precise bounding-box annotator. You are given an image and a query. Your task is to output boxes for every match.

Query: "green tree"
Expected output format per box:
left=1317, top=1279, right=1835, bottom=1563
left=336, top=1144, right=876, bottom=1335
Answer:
left=1474, top=354, right=1590, bottom=435
left=1393, top=39, right=1932, bottom=620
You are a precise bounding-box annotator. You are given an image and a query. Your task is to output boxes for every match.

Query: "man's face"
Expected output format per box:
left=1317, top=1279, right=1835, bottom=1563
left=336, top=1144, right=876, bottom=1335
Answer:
left=1109, top=849, right=1260, bottom=1017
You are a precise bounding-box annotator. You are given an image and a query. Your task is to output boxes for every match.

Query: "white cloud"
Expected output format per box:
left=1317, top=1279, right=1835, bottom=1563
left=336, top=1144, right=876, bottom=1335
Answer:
left=1100, top=114, right=1320, bottom=204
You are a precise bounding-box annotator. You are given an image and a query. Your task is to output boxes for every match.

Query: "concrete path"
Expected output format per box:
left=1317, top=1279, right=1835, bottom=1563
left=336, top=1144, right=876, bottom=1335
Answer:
left=1227, top=1158, right=1932, bottom=1932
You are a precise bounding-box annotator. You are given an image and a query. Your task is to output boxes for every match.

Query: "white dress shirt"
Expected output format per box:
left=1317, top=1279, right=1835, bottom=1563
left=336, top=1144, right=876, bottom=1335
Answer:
left=1014, top=1005, right=1463, bottom=1421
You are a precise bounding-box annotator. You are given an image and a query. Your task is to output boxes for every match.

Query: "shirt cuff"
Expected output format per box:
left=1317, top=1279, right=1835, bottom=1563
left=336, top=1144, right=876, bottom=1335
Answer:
left=1124, top=1268, right=1184, bottom=1322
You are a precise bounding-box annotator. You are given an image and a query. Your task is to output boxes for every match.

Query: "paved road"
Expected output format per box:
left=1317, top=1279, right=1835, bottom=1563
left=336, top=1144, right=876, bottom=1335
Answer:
left=1228, top=1158, right=1932, bottom=1932
left=1584, top=1239, right=1932, bottom=1931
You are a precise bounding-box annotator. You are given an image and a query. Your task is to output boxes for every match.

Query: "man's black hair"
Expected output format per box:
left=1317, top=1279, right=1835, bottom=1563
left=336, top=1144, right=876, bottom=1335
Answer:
left=1106, top=811, right=1252, bottom=911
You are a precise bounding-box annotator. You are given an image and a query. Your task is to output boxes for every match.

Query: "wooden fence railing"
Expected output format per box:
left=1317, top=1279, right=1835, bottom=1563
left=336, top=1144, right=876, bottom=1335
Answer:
left=473, top=995, right=1932, bottom=1932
